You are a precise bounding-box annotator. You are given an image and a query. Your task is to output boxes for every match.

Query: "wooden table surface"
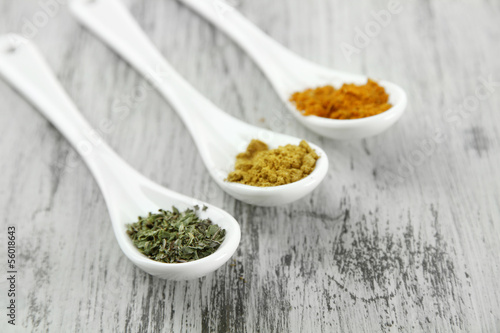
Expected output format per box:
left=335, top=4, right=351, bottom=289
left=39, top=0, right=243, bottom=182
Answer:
left=1, top=0, right=499, bottom=332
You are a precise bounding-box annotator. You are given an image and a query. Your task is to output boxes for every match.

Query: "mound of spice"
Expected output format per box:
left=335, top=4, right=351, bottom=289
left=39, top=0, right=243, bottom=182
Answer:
left=289, top=79, right=391, bottom=119
left=126, top=206, right=225, bottom=263
left=226, top=139, right=319, bottom=187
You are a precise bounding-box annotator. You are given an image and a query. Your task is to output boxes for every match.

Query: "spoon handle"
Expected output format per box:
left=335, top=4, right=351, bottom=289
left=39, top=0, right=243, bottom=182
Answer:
left=70, top=0, right=253, bottom=171
left=71, top=0, right=238, bottom=145
left=178, top=0, right=317, bottom=94
left=0, top=37, right=93, bottom=153
left=0, top=35, right=140, bottom=197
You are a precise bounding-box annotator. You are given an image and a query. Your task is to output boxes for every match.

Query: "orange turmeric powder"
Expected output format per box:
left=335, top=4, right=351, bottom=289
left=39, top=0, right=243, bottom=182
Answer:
left=289, top=79, right=392, bottom=120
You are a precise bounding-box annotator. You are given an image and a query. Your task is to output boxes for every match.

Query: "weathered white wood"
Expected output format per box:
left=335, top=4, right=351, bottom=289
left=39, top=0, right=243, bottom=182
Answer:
left=1, top=0, right=499, bottom=332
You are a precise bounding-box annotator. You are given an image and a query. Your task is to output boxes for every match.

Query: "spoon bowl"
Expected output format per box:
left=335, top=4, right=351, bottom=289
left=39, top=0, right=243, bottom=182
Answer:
left=179, top=0, right=408, bottom=140
left=109, top=179, right=241, bottom=279
left=70, top=0, right=329, bottom=206
left=280, top=71, right=407, bottom=140
left=211, top=134, right=328, bottom=206
left=0, top=35, right=240, bottom=280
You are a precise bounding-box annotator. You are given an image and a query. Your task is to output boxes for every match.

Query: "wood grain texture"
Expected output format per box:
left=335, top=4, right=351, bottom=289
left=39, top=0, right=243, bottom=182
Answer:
left=1, top=0, right=499, bottom=332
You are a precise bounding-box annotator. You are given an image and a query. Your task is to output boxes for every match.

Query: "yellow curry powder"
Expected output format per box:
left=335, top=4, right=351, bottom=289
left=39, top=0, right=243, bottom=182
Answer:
left=226, top=139, right=319, bottom=187
left=289, top=79, right=392, bottom=119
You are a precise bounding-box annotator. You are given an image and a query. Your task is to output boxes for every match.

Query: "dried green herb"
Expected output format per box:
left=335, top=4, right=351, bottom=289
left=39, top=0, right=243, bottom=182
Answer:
left=126, top=206, right=225, bottom=263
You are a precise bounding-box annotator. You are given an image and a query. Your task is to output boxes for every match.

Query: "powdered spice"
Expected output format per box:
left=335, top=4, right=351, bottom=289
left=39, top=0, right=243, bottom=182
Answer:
left=226, top=139, right=319, bottom=187
left=289, top=79, right=391, bottom=119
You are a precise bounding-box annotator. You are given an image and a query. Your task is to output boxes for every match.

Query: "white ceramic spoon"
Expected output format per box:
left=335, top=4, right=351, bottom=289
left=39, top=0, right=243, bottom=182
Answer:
left=70, top=0, right=329, bottom=207
left=178, top=0, right=408, bottom=140
left=0, top=35, right=240, bottom=280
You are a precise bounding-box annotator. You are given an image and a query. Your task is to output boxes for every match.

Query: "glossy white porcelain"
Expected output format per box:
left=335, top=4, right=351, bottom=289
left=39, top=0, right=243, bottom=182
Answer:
left=0, top=35, right=241, bottom=280
left=70, top=0, right=329, bottom=206
left=179, top=0, right=408, bottom=140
